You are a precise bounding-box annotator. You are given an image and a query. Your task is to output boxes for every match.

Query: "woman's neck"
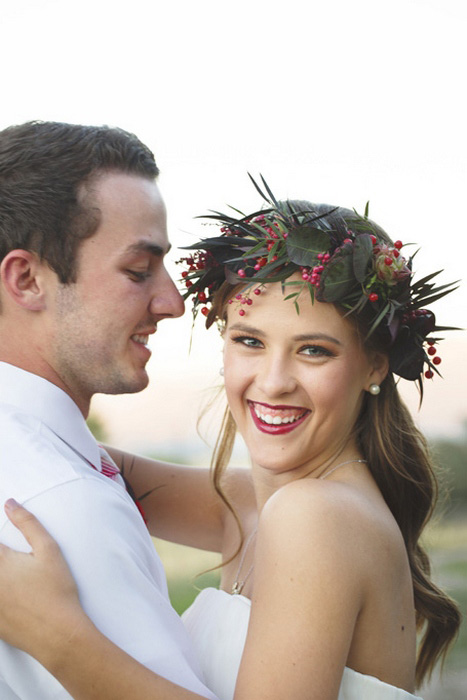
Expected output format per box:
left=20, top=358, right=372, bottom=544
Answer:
left=250, top=441, right=365, bottom=512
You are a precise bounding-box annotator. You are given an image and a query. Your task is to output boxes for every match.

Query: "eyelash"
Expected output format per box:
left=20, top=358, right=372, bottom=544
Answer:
left=127, top=270, right=150, bottom=282
left=232, top=335, right=263, bottom=348
left=299, top=345, right=334, bottom=359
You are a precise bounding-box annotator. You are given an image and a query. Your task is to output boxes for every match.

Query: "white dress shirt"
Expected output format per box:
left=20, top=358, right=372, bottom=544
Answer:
left=0, top=362, right=216, bottom=700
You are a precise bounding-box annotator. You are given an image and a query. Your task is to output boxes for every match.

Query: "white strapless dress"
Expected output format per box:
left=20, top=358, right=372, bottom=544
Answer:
left=182, top=587, right=423, bottom=700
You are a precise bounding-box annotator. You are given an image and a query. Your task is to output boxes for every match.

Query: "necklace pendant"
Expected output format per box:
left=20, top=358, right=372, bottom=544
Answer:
left=231, top=580, right=244, bottom=595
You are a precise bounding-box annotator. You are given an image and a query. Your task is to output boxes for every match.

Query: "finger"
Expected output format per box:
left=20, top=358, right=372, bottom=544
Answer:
left=4, top=499, right=55, bottom=553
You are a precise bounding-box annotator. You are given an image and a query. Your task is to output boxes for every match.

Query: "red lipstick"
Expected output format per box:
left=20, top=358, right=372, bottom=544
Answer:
left=248, top=401, right=310, bottom=435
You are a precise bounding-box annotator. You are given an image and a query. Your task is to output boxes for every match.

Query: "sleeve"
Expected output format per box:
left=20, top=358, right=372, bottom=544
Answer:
left=0, top=477, right=217, bottom=700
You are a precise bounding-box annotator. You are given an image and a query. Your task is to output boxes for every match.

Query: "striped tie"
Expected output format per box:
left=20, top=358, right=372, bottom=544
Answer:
left=97, top=446, right=121, bottom=481
left=92, top=446, right=147, bottom=524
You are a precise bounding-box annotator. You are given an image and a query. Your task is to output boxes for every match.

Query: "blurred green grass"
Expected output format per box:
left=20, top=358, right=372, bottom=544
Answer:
left=421, top=519, right=467, bottom=674
left=153, top=537, right=221, bottom=615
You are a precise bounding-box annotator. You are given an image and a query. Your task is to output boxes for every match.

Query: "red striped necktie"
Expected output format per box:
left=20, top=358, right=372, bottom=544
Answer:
left=91, top=446, right=147, bottom=524
left=97, top=446, right=121, bottom=482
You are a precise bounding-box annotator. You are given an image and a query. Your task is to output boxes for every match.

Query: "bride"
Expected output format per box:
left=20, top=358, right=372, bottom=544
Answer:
left=0, top=183, right=460, bottom=700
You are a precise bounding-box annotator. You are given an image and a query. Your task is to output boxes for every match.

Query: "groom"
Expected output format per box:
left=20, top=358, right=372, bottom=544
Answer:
left=0, top=121, right=216, bottom=699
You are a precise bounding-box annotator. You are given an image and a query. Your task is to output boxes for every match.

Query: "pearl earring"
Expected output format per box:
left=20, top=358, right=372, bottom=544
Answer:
left=219, top=367, right=224, bottom=377
left=369, top=383, right=380, bottom=395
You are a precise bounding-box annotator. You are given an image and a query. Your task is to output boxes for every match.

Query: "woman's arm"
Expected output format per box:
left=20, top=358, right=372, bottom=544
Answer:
left=233, top=481, right=365, bottom=700
left=0, top=500, right=210, bottom=700
left=106, top=447, right=254, bottom=551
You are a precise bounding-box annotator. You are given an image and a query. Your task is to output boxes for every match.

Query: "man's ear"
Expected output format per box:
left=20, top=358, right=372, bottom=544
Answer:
left=0, top=250, right=49, bottom=311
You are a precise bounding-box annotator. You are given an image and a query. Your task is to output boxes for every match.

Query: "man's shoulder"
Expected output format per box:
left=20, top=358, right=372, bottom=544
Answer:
left=0, top=405, right=90, bottom=502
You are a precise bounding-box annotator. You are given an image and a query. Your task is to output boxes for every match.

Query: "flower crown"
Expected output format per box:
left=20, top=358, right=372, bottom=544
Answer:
left=177, top=176, right=458, bottom=387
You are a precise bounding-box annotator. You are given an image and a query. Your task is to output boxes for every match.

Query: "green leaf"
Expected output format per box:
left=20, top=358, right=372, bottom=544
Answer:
left=365, top=302, right=391, bottom=339
left=411, top=285, right=460, bottom=309
left=286, top=226, right=330, bottom=266
left=318, top=248, right=356, bottom=302
left=353, top=234, right=373, bottom=283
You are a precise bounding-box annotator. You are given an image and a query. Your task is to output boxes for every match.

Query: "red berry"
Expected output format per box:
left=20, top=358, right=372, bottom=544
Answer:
left=394, top=240, right=403, bottom=249
left=239, top=309, right=246, bottom=316
left=181, top=271, right=188, bottom=278
left=198, top=291, right=207, bottom=302
left=238, top=269, right=246, bottom=278
left=425, top=370, right=434, bottom=379
left=427, top=339, right=435, bottom=345
left=370, top=235, right=377, bottom=244
left=185, top=280, right=193, bottom=288
left=384, top=256, right=393, bottom=266
left=254, top=288, right=261, bottom=295
left=369, top=293, right=379, bottom=302
left=393, top=250, right=400, bottom=258
left=427, top=346, right=437, bottom=356
left=432, top=356, right=442, bottom=365
left=201, top=307, right=209, bottom=316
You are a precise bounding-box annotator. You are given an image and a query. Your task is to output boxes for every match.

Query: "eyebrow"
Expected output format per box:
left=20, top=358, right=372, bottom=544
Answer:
left=228, top=323, right=342, bottom=346
left=125, top=241, right=171, bottom=257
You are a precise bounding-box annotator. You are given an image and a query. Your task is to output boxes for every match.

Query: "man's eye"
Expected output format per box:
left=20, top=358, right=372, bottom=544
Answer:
left=127, top=270, right=150, bottom=282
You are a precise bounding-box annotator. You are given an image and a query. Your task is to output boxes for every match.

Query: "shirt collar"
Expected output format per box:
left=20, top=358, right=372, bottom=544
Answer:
left=0, top=362, right=101, bottom=469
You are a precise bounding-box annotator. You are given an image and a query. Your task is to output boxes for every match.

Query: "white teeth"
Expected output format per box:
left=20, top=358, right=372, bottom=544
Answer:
left=254, top=405, right=305, bottom=426
left=132, top=334, right=149, bottom=345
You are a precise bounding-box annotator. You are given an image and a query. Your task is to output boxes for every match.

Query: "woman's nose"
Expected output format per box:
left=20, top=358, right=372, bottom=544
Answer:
left=255, top=353, right=297, bottom=398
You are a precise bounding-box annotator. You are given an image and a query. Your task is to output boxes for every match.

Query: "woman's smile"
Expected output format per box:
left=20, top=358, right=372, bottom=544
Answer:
left=248, top=400, right=311, bottom=434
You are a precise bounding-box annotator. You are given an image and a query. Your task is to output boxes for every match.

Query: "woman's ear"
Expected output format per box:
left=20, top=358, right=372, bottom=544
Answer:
left=0, top=250, right=48, bottom=311
left=367, top=351, right=389, bottom=391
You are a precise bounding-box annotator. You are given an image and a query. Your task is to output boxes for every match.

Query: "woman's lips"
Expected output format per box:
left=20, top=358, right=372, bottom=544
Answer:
left=247, top=400, right=311, bottom=435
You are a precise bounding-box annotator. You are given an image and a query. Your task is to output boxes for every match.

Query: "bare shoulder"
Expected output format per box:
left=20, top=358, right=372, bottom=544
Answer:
left=257, top=477, right=405, bottom=576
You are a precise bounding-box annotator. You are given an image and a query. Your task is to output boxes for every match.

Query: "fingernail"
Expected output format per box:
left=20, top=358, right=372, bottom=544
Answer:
left=5, top=498, right=20, bottom=511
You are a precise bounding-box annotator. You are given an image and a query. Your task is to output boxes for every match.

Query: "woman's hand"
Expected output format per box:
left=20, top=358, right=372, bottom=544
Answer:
left=0, top=500, right=207, bottom=699
left=0, top=499, right=85, bottom=665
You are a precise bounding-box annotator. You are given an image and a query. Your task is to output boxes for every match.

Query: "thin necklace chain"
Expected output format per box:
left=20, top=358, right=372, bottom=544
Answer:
left=232, top=528, right=257, bottom=595
left=230, top=459, right=366, bottom=595
left=319, top=458, right=367, bottom=480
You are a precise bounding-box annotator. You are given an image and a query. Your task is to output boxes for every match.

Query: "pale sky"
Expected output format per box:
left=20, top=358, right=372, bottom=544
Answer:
left=1, top=0, right=465, bottom=457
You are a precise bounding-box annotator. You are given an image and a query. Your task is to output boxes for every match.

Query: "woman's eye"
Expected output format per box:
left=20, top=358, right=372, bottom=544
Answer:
left=233, top=336, right=263, bottom=348
left=300, top=345, right=333, bottom=358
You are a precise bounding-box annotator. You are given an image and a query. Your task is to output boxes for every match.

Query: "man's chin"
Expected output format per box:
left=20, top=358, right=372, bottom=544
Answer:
left=98, top=370, right=150, bottom=396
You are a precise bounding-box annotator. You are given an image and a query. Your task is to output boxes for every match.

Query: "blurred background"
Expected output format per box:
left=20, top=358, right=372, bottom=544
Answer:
left=1, top=0, right=466, bottom=696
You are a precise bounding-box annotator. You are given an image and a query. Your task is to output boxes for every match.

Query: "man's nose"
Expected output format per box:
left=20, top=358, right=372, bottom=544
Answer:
left=149, top=267, right=185, bottom=319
